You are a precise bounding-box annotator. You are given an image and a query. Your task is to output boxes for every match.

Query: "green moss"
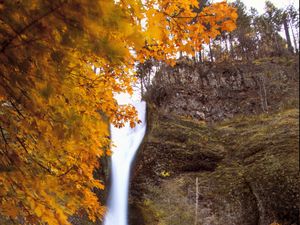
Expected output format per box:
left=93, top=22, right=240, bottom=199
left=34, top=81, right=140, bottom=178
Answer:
left=131, top=107, right=299, bottom=225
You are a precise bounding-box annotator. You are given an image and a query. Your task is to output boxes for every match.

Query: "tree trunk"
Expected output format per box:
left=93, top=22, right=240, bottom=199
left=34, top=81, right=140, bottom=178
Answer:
left=229, top=33, right=235, bottom=59
left=179, top=51, right=183, bottom=58
left=289, top=20, right=298, bottom=54
left=273, top=32, right=281, bottom=55
left=283, top=18, right=294, bottom=53
left=224, top=34, right=229, bottom=59
left=198, top=49, right=203, bottom=63
left=208, top=41, right=214, bottom=62
left=140, top=77, right=144, bottom=98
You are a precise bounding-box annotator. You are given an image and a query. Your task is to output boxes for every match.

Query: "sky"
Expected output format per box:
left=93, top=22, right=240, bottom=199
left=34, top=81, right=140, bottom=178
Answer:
left=215, top=0, right=299, bottom=14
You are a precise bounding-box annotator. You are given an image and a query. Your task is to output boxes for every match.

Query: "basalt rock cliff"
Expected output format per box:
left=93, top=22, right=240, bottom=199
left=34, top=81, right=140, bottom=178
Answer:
left=129, top=56, right=299, bottom=225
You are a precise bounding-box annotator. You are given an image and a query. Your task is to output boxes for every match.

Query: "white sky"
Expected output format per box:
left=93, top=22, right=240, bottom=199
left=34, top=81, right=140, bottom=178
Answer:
left=215, top=0, right=299, bottom=14
left=224, top=0, right=299, bottom=48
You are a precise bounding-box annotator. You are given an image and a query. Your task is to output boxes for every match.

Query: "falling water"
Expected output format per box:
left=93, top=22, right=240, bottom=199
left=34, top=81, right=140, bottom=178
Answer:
left=104, top=101, right=146, bottom=225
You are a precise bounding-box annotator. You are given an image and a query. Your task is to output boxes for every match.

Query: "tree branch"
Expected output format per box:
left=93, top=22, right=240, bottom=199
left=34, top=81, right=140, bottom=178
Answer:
left=0, top=2, right=66, bottom=53
left=16, top=136, right=53, bottom=175
left=57, top=165, right=75, bottom=177
left=0, top=125, right=8, bottom=147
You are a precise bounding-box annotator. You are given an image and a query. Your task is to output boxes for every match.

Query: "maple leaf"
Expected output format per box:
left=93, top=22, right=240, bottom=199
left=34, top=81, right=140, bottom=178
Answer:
left=0, top=0, right=237, bottom=224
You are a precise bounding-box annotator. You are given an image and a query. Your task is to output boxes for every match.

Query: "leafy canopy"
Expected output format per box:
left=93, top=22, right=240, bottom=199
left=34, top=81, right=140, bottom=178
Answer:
left=0, top=0, right=237, bottom=224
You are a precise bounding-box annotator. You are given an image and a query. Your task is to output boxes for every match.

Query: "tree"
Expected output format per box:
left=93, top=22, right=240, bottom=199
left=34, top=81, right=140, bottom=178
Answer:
left=282, top=11, right=294, bottom=53
left=138, top=0, right=237, bottom=63
left=286, top=5, right=299, bottom=53
left=262, top=1, right=284, bottom=55
left=0, top=0, right=237, bottom=224
left=231, top=0, right=256, bottom=60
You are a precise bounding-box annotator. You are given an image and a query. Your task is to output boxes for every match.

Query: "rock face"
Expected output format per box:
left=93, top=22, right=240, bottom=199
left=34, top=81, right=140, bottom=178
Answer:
left=129, top=57, right=299, bottom=225
left=146, top=57, right=299, bottom=121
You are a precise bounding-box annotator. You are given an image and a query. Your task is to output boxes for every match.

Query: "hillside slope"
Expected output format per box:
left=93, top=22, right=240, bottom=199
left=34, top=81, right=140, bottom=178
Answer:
left=129, top=56, right=299, bottom=225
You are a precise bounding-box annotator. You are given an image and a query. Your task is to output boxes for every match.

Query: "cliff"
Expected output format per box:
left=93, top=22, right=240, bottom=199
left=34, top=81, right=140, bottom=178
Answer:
left=129, top=56, right=299, bottom=225
left=145, top=56, right=299, bottom=121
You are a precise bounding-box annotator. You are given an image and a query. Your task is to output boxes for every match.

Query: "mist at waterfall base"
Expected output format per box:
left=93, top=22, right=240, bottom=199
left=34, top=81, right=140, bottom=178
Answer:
left=104, top=100, right=146, bottom=225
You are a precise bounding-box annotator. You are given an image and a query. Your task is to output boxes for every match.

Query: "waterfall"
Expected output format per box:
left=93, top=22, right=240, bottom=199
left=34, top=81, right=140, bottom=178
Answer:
left=104, top=101, right=146, bottom=225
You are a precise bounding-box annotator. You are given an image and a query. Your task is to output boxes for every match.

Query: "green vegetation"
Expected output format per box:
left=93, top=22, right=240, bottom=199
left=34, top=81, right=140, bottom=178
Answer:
left=130, top=106, right=299, bottom=225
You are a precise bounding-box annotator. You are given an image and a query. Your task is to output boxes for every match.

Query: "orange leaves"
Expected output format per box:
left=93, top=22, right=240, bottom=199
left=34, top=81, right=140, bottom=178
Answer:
left=135, top=0, right=237, bottom=63
left=0, top=0, right=129, bottom=223
left=221, top=20, right=237, bottom=32
left=0, top=94, right=5, bottom=101
left=1, top=200, right=18, bottom=218
left=106, top=148, right=112, bottom=156
left=0, top=0, right=237, bottom=224
left=111, top=104, right=140, bottom=128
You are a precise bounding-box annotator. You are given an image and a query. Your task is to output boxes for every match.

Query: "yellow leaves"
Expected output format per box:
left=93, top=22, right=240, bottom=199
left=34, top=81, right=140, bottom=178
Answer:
left=119, top=20, right=135, bottom=38
left=0, top=0, right=237, bottom=224
left=98, top=1, right=116, bottom=19
left=209, top=27, right=221, bottom=39
left=34, top=204, right=45, bottom=217
left=106, top=149, right=112, bottom=156
left=111, top=104, right=139, bottom=128
left=52, top=30, right=63, bottom=43
left=1, top=200, right=18, bottom=218
left=221, top=20, right=237, bottom=32
left=145, top=24, right=163, bottom=41
left=160, top=170, right=170, bottom=177
left=136, top=0, right=237, bottom=62
left=230, top=10, right=238, bottom=21
left=144, top=8, right=166, bottom=42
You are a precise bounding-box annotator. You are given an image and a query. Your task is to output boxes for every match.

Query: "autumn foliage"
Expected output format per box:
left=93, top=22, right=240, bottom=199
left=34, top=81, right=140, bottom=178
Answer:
left=0, top=0, right=237, bottom=224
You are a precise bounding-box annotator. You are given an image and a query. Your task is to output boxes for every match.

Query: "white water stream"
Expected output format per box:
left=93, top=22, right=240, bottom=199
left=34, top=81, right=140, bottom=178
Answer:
left=104, top=101, right=146, bottom=225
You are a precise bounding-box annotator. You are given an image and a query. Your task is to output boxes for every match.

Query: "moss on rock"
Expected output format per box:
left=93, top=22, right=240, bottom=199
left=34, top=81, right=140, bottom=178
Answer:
left=129, top=107, right=299, bottom=225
